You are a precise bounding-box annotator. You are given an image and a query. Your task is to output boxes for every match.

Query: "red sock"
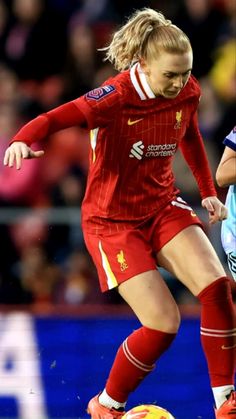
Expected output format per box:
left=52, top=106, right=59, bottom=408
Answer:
left=105, top=326, right=176, bottom=402
left=197, top=276, right=236, bottom=387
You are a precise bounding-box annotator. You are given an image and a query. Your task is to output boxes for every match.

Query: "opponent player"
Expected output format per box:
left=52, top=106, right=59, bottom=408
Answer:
left=3, top=8, right=236, bottom=419
left=216, top=127, right=236, bottom=281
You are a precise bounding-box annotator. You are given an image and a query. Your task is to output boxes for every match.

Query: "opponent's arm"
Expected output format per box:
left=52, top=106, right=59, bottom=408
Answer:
left=216, top=146, right=236, bottom=188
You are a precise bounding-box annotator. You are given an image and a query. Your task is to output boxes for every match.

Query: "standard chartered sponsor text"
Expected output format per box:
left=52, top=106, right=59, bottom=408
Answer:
left=146, top=143, right=176, bottom=157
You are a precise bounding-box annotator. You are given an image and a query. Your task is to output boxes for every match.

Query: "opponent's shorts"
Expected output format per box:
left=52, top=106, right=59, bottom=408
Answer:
left=83, top=197, right=203, bottom=292
left=226, top=251, right=236, bottom=281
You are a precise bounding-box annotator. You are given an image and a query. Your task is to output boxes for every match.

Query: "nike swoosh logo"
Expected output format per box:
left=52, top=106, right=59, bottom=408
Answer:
left=128, top=118, right=143, bottom=126
left=191, top=211, right=197, bottom=217
left=221, top=343, right=236, bottom=350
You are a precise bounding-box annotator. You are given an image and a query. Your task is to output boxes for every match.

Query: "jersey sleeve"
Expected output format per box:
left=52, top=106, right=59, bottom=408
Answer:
left=10, top=101, right=89, bottom=146
left=73, top=83, right=123, bottom=128
left=10, top=83, right=123, bottom=146
left=179, top=108, right=217, bottom=199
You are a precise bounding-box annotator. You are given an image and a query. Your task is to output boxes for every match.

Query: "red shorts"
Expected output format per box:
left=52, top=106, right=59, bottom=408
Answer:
left=83, top=197, right=203, bottom=292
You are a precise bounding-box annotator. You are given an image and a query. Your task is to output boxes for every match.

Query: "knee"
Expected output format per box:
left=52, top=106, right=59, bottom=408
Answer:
left=161, top=304, right=181, bottom=333
left=143, top=302, right=181, bottom=333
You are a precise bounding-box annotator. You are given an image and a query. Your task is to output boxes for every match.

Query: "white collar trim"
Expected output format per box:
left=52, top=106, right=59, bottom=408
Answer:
left=130, top=63, right=155, bottom=100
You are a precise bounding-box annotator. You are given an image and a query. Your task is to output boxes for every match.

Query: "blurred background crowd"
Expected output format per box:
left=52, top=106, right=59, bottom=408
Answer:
left=0, top=0, right=235, bottom=308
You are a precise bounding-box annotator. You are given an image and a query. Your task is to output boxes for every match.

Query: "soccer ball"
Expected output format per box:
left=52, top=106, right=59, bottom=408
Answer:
left=122, top=404, right=175, bottom=419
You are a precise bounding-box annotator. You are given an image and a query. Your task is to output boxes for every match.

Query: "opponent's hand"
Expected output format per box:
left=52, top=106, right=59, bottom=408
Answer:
left=3, top=141, right=44, bottom=170
left=201, top=196, right=228, bottom=224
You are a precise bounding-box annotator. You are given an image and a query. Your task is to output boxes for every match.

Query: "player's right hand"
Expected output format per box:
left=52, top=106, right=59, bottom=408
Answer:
left=3, top=141, right=45, bottom=170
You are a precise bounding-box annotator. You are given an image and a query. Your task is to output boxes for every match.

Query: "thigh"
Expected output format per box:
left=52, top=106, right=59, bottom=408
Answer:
left=83, top=228, right=156, bottom=292
left=118, top=270, right=180, bottom=333
left=157, top=225, right=226, bottom=295
left=149, top=196, right=203, bottom=252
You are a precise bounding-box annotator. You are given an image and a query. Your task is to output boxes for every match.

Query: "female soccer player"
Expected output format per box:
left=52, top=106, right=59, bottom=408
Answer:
left=3, top=8, right=236, bottom=419
left=216, top=127, right=236, bottom=281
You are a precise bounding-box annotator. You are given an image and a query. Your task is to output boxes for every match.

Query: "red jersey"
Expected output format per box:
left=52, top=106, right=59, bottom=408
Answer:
left=11, top=63, right=216, bottom=233
left=72, top=63, right=216, bottom=231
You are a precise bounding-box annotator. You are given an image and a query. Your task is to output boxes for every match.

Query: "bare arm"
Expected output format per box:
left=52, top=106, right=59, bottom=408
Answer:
left=216, top=146, right=236, bottom=188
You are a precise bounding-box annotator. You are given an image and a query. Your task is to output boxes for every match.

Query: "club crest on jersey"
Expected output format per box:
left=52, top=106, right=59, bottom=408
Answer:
left=86, top=85, right=115, bottom=100
left=116, top=250, right=128, bottom=272
left=174, top=110, right=182, bottom=129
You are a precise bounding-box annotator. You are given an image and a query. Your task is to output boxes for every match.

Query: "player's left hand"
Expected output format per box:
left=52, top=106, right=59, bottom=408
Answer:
left=201, top=196, right=228, bottom=225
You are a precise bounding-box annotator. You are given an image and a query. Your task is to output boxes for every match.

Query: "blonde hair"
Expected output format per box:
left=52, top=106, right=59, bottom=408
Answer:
left=101, top=8, right=192, bottom=71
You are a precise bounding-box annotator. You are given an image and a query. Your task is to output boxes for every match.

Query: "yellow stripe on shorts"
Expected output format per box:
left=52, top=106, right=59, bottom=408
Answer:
left=98, top=240, right=118, bottom=289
